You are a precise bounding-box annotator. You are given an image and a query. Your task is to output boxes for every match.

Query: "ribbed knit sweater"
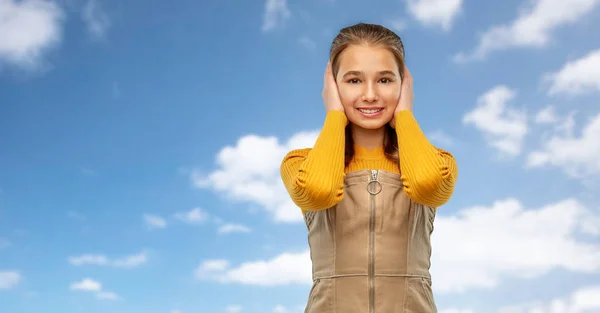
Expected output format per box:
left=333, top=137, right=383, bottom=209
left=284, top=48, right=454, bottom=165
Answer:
left=280, top=110, right=458, bottom=213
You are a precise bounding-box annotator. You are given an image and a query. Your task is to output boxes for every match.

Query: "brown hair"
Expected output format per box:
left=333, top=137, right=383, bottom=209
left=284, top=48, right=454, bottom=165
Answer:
left=329, top=22, right=406, bottom=167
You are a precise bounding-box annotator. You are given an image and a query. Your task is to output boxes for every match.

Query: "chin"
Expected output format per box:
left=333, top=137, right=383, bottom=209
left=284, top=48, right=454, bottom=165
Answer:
left=348, top=118, right=391, bottom=130
left=351, top=121, right=388, bottom=130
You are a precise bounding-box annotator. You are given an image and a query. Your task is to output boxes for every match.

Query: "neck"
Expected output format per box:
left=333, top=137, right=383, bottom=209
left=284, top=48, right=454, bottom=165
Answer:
left=350, top=123, right=385, bottom=149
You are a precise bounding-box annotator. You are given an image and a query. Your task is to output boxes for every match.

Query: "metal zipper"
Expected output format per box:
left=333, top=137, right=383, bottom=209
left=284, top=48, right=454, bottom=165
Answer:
left=368, top=169, right=379, bottom=313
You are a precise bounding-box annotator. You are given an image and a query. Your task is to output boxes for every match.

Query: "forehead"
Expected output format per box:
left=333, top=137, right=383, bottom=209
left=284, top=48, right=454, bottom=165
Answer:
left=338, top=44, right=398, bottom=70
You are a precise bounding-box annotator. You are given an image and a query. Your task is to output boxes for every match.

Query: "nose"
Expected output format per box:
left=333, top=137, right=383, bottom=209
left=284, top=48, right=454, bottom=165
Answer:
left=361, top=82, right=378, bottom=102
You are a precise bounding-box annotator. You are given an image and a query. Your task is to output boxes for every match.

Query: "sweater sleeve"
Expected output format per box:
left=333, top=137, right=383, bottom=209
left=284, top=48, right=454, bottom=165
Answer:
left=394, top=110, right=458, bottom=208
left=280, top=110, right=347, bottom=212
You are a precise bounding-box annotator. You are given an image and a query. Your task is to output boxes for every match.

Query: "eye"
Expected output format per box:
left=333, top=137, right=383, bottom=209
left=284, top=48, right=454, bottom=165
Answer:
left=379, top=78, right=393, bottom=83
left=347, top=78, right=360, bottom=84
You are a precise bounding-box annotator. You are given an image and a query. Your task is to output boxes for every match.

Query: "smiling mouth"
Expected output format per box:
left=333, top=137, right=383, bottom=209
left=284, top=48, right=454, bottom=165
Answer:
left=357, top=108, right=383, bottom=114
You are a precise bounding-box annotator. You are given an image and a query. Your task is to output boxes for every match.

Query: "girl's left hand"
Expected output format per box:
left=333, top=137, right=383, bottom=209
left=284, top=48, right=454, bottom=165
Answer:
left=390, top=65, right=414, bottom=128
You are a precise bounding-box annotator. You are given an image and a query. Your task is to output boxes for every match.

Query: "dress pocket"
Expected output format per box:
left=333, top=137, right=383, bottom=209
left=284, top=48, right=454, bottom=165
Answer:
left=405, top=277, right=437, bottom=313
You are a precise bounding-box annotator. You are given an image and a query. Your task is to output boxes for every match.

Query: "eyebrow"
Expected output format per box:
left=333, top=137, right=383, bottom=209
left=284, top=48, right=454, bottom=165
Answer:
left=342, top=70, right=397, bottom=78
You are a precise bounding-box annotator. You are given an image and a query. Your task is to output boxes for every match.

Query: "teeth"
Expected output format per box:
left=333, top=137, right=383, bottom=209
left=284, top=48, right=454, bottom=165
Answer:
left=359, top=108, right=382, bottom=114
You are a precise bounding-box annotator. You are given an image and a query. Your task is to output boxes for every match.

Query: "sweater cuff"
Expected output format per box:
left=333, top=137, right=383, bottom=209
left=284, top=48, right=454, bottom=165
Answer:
left=394, top=109, right=415, bottom=128
left=325, top=109, right=348, bottom=126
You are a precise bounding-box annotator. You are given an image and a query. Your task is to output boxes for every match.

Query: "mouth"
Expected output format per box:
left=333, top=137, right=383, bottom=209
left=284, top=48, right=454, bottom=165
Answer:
left=356, top=107, right=384, bottom=117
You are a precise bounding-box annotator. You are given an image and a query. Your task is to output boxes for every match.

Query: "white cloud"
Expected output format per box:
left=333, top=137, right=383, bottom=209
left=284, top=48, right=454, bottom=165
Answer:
left=96, top=291, right=119, bottom=300
left=197, top=259, right=230, bottom=272
left=192, top=131, right=318, bottom=223
left=405, top=0, right=463, bottom=31
left=170, top=309, right=182, bottom=313
left=143, top=214, right=167, bottom=229
left=70, top=278, right=120, bottom=300
left=174, top=207, right=208, bottom=224
left=463, top=85, right=528, bottom=157
left=527, top=113, right=600, bottom=177
left=0, top=0, right=64, bottom=70
left=454, top=0, right=600, bottom=62
left=70, top=278, right=102, bottom=292
left=68, top=251, right=147, bottom=268
left=0, top=271, right=21, bottom=289
left=226, top=305, right=243, bottom=313
left=195, top=250, right=311, bottom=286
left=111, top=251, right=148, bottom=268
left=544, top=49, right=600, bottom=96
left=534, top=105, right=560, bottom=124
left=217, top=223, right=252, bottom=234
left=431, top=197, right=600, bottom=293
left=499, top=284, right=600, bottom=313
left=533, top=106, right=578, bottom=144
left=261, top=0, right=291, bottom=32
left=81, top=0, right=110, bottom=39
left=554, top=111, right=577, bottom=136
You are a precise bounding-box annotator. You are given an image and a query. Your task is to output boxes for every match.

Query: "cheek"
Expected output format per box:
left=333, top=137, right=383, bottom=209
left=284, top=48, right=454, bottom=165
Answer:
left=380, top=87, right=401, bottom=106
left=337, top=85, right=361, bottom=107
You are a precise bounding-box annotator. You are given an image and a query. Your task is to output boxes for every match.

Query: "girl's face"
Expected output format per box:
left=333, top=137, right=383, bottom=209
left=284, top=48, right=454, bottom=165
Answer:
left=335, top=44, right=402, bottom=130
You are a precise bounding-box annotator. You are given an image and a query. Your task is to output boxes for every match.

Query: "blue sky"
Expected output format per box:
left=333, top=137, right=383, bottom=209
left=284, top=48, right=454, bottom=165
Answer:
left=1, top=0, right=600, bottom=312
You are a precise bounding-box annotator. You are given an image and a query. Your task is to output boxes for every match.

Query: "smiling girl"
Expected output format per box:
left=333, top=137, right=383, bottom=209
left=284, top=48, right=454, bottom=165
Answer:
left=280, top=23, right=458, bottom=313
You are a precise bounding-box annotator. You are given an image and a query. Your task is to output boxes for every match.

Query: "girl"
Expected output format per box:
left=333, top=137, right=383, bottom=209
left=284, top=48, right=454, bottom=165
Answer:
left=280, top=23, right=458, bottom=313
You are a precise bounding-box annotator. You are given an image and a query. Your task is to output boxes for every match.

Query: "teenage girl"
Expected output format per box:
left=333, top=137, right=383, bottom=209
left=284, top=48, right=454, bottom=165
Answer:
left=280, top=23, right=458, bottom=313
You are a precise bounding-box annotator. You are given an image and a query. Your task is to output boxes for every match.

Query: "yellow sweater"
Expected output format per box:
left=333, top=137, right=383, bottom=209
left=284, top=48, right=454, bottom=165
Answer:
left=280, top=110, right=458, bottom=213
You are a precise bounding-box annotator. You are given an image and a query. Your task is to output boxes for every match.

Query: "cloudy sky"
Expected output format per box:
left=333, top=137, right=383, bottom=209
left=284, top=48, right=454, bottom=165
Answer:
left=1, top=0, right=600, bottom=312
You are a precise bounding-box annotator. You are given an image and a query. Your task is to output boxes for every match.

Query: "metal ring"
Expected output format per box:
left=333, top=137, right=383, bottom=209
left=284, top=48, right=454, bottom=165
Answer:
left=367, top=180, right=382, bottom=195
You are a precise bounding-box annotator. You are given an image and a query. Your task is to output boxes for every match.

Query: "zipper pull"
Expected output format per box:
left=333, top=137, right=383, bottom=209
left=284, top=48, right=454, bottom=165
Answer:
left=368, top=170, right=382, bottom=195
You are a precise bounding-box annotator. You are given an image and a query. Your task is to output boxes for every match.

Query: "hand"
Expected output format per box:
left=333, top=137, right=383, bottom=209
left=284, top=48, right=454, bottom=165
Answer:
left=390, top=65, right=413, bottom=128
left=322, top=61, right=345, bottom=113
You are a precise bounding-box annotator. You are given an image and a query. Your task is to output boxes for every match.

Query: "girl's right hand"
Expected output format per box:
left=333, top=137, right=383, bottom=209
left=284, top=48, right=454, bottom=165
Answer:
left=322, top=61, right=345, bottom=113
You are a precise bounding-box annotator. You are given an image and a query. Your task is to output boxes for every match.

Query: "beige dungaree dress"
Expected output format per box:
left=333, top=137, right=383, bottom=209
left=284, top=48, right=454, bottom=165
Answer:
left=303, top=169, right=437, bottom=313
